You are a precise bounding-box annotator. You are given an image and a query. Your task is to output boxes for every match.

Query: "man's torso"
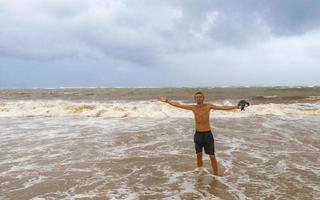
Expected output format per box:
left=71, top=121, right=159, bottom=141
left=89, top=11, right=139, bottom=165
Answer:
left=192, top=104, right=212, bottom=132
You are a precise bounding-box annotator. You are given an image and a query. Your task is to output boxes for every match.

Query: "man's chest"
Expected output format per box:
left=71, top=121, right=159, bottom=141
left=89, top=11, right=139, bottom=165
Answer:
left=192, top=107, right=211, bottom=119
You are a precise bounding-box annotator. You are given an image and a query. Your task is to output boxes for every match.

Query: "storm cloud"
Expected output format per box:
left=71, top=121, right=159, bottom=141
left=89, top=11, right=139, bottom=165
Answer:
left=0, top=0, right=319, bottom=87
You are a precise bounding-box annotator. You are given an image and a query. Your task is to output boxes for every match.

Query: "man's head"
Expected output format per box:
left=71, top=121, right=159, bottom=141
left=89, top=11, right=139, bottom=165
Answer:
left=194, top=91, right=205, bottom=104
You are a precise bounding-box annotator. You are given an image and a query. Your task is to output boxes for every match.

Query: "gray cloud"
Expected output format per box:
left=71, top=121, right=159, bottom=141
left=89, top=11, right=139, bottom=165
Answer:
left=0, top=0, right=320, bottom=87
left=262, top=0, right=320, bottom=35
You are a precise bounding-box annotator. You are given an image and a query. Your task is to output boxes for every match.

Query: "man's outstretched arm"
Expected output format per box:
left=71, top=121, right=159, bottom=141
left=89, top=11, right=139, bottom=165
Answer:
left=209, top=103, right=239, bottom=111
left=159, top=96, right=193, bottom=110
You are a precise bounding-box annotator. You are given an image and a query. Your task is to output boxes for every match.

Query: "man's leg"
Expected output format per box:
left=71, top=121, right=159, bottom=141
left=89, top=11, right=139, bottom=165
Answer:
left=194, top=132, right=203, bottom=168
left=209, top=154, right=218, bottom=175
left=196, top=152, right=203, bottom=167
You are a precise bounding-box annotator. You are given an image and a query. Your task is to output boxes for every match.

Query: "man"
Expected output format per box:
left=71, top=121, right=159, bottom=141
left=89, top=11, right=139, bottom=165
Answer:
left=159, top=91, right=241, bottom=175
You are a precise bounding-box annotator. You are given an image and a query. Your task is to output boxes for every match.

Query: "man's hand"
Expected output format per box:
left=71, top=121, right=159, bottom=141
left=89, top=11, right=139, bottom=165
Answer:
left=159, top=96, right=168, bottom=103
left=237, top=100, right=250, bottom=111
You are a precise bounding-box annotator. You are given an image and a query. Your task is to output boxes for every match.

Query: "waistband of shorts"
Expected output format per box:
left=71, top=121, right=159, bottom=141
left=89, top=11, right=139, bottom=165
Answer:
left=195, top=130, right=212, bottom=134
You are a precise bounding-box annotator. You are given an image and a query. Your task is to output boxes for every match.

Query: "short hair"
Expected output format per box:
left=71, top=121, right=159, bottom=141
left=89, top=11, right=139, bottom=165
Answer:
left=194, top=91, right=204, bottom=96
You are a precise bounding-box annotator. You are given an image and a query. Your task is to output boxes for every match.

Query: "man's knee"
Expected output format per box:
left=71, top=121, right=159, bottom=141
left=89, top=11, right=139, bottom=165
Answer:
left=197, top=152, right=203, bottom=157
left=209, top=154, right=216, bottom=160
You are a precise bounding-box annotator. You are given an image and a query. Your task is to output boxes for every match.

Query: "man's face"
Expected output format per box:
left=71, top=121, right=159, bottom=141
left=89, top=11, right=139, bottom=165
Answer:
left=194, top=94, right=204, bottom=104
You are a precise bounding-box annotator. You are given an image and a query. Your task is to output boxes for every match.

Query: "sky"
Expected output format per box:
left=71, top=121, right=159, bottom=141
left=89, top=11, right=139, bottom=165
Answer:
left=0, top=0, right=320, bottom=88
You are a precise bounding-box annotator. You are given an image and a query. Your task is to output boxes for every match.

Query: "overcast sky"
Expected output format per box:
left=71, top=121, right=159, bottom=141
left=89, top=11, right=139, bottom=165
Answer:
left=0, top=0, right=319, bottom=88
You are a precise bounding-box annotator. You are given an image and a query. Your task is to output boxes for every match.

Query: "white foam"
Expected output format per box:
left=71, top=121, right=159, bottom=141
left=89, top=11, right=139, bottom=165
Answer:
left=1, top=100, right=320, bottom=118
left=1, top=110, right=319, bottom=199
left=107, top=187, right=139, bottom=200
left=263, top=95, right=278, bottom=98
left=275, top=160, right=288, bottom=172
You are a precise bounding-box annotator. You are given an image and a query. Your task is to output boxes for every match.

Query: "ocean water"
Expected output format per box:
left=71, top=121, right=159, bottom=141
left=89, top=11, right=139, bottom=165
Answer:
left=0, top=87, right=319, bottom=200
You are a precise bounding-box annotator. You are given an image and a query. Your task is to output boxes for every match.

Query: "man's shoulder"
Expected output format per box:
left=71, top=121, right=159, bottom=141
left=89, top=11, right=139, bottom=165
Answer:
left=204, top=103, right=215, bottom=110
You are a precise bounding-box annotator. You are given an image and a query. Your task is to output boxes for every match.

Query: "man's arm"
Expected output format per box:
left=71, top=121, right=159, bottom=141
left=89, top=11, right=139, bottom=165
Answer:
left=209, top=103, right=239, bottom=111
left=158, top=96, right=193, bottom=110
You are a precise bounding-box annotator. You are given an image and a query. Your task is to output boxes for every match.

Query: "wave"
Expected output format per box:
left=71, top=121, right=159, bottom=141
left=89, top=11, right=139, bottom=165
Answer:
left=251, top=95, right=320, bottom=104
left=1, top=100, right=320, bottom=118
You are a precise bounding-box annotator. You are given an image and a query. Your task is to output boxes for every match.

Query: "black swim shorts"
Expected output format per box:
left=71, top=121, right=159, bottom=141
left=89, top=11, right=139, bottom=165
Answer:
left=194, top=130, right=215, bottom=155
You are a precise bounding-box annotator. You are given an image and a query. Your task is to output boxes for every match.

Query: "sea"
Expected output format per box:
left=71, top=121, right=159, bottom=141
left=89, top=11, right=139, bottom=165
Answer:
left=0, top=87, right=319, bottom=200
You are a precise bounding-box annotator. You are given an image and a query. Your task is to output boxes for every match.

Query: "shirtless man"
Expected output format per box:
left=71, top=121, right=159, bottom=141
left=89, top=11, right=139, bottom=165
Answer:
left=159, top=91, right=241, bottom=175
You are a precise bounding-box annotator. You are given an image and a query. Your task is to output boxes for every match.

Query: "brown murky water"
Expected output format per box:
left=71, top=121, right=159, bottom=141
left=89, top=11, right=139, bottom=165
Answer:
left=0, top=87, right=319, bottom=199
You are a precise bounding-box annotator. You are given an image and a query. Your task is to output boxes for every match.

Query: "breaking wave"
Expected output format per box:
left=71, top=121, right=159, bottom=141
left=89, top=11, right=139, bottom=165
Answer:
left=0, top=100, right=320, bottom=118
